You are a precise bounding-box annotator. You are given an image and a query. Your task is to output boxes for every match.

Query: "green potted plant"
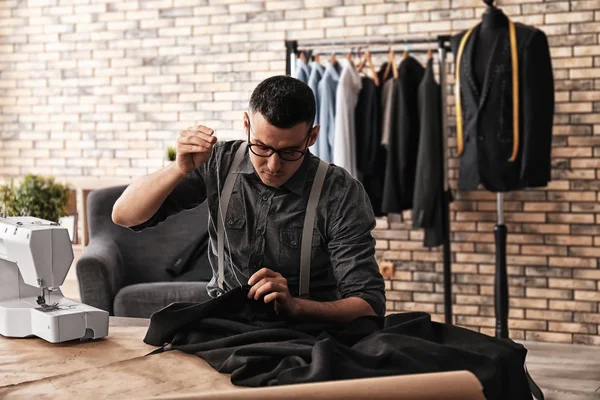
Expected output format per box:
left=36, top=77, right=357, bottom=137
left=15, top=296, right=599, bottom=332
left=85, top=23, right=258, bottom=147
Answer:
left=166, top=146, right=176, bottom=162
left=0, top=174, right=71, bottom=223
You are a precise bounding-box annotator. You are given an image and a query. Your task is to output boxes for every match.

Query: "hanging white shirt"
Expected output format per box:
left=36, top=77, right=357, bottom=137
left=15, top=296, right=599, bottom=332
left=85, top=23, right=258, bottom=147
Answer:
left=333, top=59, right=362, bottom=179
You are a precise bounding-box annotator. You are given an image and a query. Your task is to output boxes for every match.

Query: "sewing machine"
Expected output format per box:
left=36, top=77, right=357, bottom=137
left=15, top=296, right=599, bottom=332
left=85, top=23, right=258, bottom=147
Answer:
left=0, top=216, right=108, bottom=343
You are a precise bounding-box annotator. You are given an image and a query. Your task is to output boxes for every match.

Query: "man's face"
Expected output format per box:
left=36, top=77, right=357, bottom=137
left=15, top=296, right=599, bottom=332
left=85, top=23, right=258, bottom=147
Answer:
left=244, top=111, right=319, bottom=188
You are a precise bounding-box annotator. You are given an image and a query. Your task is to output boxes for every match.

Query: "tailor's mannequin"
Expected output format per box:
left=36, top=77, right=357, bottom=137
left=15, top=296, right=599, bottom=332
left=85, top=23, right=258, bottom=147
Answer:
left=473, top=0, right=508, bottom=87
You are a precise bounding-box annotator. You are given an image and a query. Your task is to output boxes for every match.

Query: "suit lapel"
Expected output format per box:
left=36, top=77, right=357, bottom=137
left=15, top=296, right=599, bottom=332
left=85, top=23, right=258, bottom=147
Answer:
left=478, top=29, right=504, bottom=109
left=460, top=27, right=480, bottom=113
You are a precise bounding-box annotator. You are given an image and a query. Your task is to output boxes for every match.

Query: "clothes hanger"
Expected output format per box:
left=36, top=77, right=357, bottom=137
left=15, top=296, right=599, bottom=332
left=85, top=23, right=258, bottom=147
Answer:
left=392, top=50, right=399, bottom=79
left=368, top=51, right=381, bottom=86
left=383, top=46, right=399, bottom=80
left=356, top=46, right=366, bottom=71
left=383, top=47, right=392, bottom=80
left=345, top=47, right=355, bottom=68
left=357, top=49, right=380, bottom=86
left=402, top=44, right=410, bottom=59
left=330, top=50, right=337, bottom=65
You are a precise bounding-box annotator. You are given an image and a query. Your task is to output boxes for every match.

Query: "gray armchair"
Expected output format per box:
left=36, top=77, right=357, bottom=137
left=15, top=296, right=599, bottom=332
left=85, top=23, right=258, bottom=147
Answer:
left=77, top=185, right=213, bottom=318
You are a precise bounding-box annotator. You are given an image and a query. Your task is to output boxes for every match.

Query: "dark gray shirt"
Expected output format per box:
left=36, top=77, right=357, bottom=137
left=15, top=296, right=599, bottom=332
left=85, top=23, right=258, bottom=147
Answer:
left=130, top=140, right=386, bottom=317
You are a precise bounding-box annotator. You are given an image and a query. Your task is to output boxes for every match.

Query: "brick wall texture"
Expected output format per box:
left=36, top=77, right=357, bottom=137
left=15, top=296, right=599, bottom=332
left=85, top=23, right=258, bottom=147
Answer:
left=1, top=0, right=600, bottom=345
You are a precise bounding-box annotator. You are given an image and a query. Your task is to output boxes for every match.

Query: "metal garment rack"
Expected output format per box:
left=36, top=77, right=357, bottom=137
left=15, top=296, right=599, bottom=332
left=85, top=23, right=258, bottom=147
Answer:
left=284, top=35, right=454, bottom=325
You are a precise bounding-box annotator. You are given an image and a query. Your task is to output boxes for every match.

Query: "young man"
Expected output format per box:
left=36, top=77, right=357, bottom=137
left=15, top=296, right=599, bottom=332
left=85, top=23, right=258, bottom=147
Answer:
left=112, top=76, right=385, bottom=324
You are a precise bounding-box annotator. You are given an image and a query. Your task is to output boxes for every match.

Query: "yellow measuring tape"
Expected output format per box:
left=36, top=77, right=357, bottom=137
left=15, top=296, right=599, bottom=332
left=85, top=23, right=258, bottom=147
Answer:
left=455, top=19, right=519, bottom=162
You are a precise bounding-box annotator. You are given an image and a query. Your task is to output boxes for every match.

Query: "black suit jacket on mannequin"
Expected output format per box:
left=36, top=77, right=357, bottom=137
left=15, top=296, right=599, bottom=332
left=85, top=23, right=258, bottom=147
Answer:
left=451, top=22, right=554, bottom=192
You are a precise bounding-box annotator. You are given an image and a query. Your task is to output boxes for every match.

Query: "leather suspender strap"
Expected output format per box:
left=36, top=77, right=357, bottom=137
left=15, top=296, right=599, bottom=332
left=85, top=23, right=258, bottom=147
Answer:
left=217, top=142, right=248, bottom=291
left=299, top=159, right=329, bottom=299
left=455, top=19, right=519, bottom=162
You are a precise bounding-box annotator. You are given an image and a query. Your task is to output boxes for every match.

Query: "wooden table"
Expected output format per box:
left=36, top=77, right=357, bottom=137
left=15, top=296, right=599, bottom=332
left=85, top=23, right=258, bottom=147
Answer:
left=0, top=317, right=239, bottom=399
left=1, top=317, right=598, bottom=399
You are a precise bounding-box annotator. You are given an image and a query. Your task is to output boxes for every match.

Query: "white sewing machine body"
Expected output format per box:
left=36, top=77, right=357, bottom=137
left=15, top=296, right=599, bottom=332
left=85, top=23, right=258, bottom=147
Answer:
left=0, top=216, right=108, bottom=343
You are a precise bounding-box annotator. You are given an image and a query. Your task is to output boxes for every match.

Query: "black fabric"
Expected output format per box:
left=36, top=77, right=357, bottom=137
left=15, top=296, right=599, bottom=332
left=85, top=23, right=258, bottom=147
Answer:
left=166, top=232, right=212, bottom=282
left=451, top=22, right=554, bottom=192
left=355, top=76, right=384, bottom=217
left=412, top=58, right=445, bottom=248
left=144, top=287, right=532, bottom=400
left=382, top=57, right=425, bottom=214
left=355, top=77, right=381, bottom=178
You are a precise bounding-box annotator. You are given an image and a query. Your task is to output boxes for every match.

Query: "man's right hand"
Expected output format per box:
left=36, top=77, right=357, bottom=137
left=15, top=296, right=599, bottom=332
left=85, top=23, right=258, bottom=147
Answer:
left=175, top=125, right=217, bottom=176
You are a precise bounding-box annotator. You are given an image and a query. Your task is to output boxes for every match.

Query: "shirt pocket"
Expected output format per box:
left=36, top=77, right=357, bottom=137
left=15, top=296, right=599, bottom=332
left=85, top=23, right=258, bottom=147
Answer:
left=221, top=191, right=247, bottom=258
left=224, top=212, right=245, bottom=230
left=223, top=185, right=247, bottom=230
left=278, top=227, right=324, bottom=280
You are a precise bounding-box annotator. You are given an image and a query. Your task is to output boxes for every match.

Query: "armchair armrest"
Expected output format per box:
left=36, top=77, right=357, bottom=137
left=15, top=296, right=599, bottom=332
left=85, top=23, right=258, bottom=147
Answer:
left=76, top=237, right=125, bottom=315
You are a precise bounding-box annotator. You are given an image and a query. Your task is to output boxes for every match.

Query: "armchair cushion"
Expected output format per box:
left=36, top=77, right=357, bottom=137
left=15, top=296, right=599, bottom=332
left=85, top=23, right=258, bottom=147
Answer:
left=113, top=282, right=212, bottom=318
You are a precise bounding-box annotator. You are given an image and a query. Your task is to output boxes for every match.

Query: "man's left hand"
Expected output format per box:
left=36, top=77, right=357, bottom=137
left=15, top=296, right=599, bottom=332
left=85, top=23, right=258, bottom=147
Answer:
left=247, top=268, right=296, bottom=316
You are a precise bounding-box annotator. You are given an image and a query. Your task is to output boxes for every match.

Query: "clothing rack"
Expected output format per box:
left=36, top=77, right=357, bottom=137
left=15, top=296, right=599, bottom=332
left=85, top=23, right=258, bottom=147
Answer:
left=284, top=35, right=454, bottom=325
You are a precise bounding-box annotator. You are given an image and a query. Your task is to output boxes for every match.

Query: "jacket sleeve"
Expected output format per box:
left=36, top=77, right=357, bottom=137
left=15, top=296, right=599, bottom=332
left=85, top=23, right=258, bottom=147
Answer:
left=413, top=63, right=442, bottom=229
left=519, top=29, right=554, bottom=187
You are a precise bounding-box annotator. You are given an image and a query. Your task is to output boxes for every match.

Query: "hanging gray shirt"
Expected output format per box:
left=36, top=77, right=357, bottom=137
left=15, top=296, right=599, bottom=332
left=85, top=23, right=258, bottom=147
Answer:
left=130, top=140, right=386, bottom=317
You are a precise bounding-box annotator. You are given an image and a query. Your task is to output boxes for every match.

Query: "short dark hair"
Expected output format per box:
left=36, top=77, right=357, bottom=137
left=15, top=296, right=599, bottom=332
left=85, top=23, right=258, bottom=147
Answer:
left=249, top=75, right=315, bottom=129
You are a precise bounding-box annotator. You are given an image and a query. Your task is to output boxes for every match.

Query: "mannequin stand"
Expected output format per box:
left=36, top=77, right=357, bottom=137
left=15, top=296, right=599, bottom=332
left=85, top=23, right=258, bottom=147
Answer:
left=494, top=193, right=509, bottom=338
left=495, top=193, right=544, bottom=400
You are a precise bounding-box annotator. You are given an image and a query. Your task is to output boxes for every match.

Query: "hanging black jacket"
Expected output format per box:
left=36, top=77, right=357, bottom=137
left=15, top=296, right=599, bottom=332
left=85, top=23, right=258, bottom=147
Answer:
left=144, top=286, right=532, bottom=400
left=451, top=23, right=554, bottom=192
left=412, top=58, right=446, bottom=248
left=355, top=76, right=384, bottom=216
left=382, top=57, right=425, bottom=214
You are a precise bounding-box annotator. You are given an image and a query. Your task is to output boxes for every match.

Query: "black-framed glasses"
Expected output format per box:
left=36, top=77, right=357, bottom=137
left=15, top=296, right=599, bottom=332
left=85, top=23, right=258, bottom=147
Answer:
left=246, top=119, right=312, bottom=162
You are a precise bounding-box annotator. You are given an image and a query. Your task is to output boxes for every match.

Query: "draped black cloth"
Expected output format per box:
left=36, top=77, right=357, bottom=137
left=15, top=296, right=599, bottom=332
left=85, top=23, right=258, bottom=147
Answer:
left=144, top=286, right=531, bottom=400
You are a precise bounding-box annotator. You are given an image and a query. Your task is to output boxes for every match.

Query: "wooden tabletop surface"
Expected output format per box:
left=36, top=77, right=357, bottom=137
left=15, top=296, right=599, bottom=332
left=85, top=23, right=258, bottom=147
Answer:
left=110, top=316, right=151, bottom=328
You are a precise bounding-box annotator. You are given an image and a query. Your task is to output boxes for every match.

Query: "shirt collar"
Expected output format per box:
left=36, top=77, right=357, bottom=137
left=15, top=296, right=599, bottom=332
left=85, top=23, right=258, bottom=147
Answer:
left=340, top=58, right=362, bottom=89
left=233, top=150, right=256, bottom=175
left=233, top=145, right=313, bottom=196
left=283, top=151, right=312, bottom=196
left=310, top=61, right=325, bottom=74
left=324, top=60, right=342, bottom=81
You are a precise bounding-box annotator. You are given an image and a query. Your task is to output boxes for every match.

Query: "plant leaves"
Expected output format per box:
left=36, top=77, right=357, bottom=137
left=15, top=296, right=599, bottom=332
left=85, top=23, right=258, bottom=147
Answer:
left=0, top=174, right=71, bottom=222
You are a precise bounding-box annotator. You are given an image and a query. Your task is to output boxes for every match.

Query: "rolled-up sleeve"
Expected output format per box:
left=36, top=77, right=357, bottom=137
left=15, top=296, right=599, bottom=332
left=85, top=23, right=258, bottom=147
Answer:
left=327, top=177, right=386, bottom=317
left=128, top=143, right=220, bottom=232
left=128, top=168, right=207, bottom=232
